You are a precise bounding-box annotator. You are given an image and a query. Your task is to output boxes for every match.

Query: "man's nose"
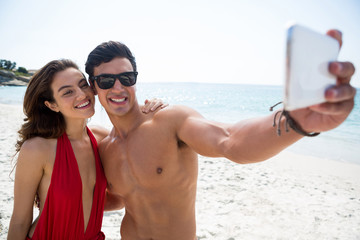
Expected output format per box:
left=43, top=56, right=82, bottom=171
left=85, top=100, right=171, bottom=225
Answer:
left=112, top=78, right=125, bottom=90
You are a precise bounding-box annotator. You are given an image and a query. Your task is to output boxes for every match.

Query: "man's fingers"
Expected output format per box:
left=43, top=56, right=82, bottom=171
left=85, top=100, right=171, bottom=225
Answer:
left=326, top=29, right=342, bottom=48
left=309, top=99, right=354, bottom=115
left=329, top=61, right=356, bottom=83
left=325, top=84, right=357, bottom=102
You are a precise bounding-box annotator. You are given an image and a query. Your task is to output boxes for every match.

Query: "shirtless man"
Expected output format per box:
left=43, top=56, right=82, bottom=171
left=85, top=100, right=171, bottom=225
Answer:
left=85, top=30, right=356, bottom=240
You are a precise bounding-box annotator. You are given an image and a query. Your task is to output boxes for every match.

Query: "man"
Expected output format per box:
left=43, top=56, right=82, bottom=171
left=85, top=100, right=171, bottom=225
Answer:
left=85, top=30, right=355, bottom=240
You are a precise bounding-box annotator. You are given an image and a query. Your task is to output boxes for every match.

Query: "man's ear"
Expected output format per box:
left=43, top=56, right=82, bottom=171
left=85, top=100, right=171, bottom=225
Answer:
left=44, top=100, right=60, bottom=112
left=89, top=80, right=98, bottom=95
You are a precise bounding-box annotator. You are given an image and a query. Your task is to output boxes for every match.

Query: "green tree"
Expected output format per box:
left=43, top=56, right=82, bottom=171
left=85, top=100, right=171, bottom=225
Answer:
left=10, top=61, right=16, bottom=70
left=0, top=59, right=16, bottom=70
left=0, top=59, right=5, bottom=69
left=4, top=60, right=12, bottom=69
left=17, top=67, right=28, bottom=74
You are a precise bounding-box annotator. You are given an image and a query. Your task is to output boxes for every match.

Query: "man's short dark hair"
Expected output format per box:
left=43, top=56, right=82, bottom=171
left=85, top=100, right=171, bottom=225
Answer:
left=85, top=41, right=137, bottom=80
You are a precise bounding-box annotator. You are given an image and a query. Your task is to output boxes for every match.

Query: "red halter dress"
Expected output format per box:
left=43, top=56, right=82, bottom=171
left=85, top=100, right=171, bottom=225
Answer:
left=27, top=128, right=107, bottom=240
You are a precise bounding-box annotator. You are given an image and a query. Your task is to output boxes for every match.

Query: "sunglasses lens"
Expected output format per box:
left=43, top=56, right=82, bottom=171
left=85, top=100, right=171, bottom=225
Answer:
left=119, top=73, right=136, bottom=86
left=95, top=72, right=137, bottom=89
left=98, top=77, right=115, bottom=89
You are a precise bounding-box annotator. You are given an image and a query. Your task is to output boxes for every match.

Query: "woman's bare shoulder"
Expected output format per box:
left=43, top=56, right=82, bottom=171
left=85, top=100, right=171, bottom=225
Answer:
left=21, top=136, right=56, bottom=150
left=18, top=137, right=57, bottom=165
left=89, top=125, right=110, bottom=143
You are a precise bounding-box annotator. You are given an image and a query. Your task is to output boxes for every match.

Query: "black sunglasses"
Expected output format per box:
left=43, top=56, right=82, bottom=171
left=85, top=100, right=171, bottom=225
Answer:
left=91, top=71, right=138, bottom=89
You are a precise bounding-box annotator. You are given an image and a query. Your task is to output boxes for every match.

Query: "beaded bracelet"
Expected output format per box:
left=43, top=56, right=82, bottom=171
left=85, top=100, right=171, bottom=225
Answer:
left=270, top=102, right=320, bottom=137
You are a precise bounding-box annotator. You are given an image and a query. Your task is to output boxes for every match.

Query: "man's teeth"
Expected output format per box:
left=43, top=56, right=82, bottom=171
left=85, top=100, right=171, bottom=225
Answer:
left=111, top=98, right=126, bottom=103
left=77, top=101, right=90, bottom=108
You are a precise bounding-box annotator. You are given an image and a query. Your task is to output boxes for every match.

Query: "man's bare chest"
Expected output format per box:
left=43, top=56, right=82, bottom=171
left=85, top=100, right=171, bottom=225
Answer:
left=102, top=133, right=182, bottom=194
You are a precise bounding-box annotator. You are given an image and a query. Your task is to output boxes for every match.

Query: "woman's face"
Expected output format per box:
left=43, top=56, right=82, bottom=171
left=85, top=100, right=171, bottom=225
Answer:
left=45, top=67, right=95, bottom=120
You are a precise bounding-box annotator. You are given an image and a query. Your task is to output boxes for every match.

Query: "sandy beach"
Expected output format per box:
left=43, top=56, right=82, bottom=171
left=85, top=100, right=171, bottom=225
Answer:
left=1, top=102, right=359, bottom=239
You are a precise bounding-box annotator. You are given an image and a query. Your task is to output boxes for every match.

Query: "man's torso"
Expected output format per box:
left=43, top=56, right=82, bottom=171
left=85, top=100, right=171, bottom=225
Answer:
left=100, top=106, right=199, bottom=240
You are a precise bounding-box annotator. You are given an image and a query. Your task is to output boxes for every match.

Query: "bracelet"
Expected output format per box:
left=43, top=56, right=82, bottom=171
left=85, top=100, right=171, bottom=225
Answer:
left=270, top=102, right=320, bottom=137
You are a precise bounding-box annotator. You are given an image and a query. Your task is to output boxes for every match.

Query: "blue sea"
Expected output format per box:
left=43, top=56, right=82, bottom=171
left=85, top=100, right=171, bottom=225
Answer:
left=1, top=83, right=359, bottom=165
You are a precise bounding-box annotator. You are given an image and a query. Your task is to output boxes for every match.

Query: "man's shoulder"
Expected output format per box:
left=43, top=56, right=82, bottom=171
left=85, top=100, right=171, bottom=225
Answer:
left=153, top=105, right=200, bottom=119
left=98, top=129, right=116, bottom=153
left=148, top=105, right=204, bottom=132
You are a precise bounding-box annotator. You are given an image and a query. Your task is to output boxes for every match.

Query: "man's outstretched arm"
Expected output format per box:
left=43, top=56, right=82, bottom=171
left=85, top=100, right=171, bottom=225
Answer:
left=177, top=29, right=355, bottom=164
left=176, top=109, right=302, bottom=164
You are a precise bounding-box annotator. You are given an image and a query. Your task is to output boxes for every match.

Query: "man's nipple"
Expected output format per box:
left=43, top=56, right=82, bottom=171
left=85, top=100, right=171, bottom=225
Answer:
left=157, top=167, right=163, bottom=174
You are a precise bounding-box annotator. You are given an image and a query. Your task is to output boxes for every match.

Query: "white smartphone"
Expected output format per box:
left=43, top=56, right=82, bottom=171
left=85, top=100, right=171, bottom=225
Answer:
left=284, top=24, right=340, bottom=111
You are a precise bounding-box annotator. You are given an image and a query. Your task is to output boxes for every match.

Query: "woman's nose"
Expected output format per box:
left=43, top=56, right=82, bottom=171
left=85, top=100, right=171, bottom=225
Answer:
left=76, top=87, right=87, bottom=99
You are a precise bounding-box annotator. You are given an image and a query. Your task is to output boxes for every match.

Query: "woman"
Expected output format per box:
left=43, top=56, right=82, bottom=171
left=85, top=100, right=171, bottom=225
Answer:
left=7, top=59, right=166, bottom=239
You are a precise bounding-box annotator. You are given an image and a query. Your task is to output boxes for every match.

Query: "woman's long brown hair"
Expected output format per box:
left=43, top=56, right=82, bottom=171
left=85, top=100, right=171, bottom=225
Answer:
left=15, top=59, right=80, bottom=153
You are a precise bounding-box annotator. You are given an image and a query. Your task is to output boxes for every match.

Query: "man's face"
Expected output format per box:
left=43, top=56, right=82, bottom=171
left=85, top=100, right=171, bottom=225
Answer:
left=93, top=57, right=137, bottom=117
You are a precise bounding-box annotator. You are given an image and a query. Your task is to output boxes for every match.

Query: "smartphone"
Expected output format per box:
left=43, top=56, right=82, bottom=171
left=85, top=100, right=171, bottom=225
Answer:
left=284, top=24, right=340, bottom=111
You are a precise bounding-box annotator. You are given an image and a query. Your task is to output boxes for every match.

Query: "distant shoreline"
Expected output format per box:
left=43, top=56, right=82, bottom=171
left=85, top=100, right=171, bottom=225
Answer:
left=0, top=69, right=31, bottom=86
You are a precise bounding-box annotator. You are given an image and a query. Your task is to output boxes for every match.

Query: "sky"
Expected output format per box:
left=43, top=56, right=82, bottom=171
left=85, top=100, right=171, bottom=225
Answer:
left=1, top=0, right=359, bottom=87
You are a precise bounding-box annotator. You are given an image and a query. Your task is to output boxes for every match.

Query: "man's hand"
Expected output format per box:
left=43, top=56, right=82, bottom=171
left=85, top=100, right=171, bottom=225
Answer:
left=289, top=29, right=356, bottom=133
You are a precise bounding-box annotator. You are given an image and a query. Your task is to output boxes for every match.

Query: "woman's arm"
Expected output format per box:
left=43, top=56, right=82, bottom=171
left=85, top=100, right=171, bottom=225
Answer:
left=8, top=139, right=46, bottom=240
left=89, top=125, right=110, bottom=143
left=104, top=189, right=125, bottom=211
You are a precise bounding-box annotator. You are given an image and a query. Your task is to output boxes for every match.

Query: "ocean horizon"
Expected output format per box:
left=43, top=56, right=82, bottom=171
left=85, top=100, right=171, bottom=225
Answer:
left=1, top=82, right=359, bottom=165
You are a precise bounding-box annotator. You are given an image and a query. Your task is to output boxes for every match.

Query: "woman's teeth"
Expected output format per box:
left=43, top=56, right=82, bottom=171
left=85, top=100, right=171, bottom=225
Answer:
left=76, top=101, right=90, bottom=108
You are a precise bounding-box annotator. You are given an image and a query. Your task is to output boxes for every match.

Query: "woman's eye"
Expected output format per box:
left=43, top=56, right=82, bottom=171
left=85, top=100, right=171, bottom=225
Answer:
left=81, top=83, right=90, bottom=88
left=63, top=90, right=73, bottom=96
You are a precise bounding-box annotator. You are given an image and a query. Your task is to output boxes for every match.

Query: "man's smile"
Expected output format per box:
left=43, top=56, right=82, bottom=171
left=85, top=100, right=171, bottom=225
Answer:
left=109, top=96, right=127, bottom=103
